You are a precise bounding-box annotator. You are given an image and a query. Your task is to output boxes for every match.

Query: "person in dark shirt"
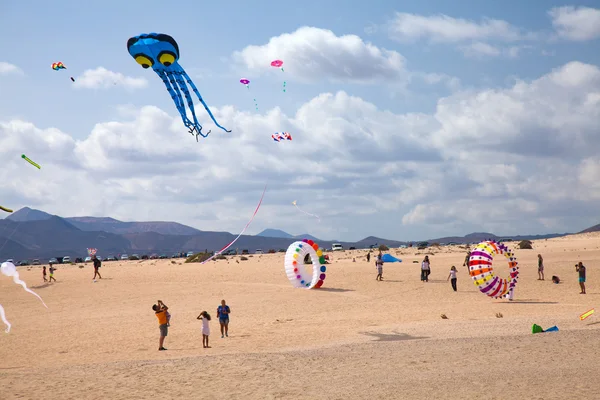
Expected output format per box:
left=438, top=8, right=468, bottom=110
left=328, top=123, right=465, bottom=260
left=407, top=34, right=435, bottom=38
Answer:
left=576, top=262, right=586, bottom=294
left=93, top=255, right=102, bottom=281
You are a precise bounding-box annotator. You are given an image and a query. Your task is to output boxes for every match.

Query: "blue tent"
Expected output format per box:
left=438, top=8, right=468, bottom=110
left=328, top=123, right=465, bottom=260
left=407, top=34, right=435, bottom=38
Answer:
left=381, top=254, right=402, bottom=263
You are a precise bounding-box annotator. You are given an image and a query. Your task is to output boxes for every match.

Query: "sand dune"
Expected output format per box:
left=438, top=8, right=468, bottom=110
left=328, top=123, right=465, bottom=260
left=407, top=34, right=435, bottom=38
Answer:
left=1, top=234, right=598, bottom=399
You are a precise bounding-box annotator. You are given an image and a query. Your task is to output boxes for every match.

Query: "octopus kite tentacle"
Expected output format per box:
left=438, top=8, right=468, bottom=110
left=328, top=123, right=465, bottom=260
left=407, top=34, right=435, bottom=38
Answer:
left=173, top=70, right=210, bottom=139
left=182, top=71, right=232, bottom=134
left=155, top=69, right=195, bottom=132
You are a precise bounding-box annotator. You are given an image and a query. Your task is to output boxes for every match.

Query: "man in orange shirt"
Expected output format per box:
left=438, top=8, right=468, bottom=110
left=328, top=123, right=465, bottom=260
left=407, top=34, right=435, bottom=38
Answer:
left=152, top=300, right=169, bottom=351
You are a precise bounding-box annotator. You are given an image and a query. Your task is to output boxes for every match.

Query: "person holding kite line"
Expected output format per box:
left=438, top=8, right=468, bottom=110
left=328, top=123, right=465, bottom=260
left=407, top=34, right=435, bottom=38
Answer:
left=217, top=299, right=231, bottom=338
left=92, top=255, right=102, bottom=281
left=152, top=300, right=169, bottom=350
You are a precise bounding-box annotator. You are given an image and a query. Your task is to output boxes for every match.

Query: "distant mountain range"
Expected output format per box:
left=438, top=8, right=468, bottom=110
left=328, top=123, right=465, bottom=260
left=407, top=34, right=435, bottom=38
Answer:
left=1, top=207, right=597, bottom=262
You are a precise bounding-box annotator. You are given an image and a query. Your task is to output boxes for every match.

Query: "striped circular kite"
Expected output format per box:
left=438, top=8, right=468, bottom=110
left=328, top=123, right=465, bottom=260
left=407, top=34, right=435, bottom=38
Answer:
left=284, top=239, right=326, bottom=289
left=468, top=240, right=519, bottom=299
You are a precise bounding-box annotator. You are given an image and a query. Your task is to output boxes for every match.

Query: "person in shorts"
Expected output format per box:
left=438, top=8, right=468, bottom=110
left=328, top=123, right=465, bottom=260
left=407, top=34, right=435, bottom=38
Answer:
left=576, top=262, right=586, bottom=294
left=152, top=300, right=169, bottom=350
left=92, top=255, right=102, bottom=281
left=217, top=299, right=231, bottom=338
left=537, top=254, right=545, bottom=280
left=375, top=254, right=384, bottom=281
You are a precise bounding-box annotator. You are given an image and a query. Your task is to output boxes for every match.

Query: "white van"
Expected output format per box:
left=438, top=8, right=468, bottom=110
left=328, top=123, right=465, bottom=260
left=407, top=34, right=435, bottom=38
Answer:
left=332, top=244, right=343, bottom=251
left=63, top=256, right=71, bottom=263
left=255, top=249, right=263, bottom=254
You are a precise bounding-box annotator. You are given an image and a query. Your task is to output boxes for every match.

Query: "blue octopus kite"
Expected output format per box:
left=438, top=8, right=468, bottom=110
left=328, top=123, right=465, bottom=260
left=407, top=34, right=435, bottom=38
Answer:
left=127, top=33, right=231, bottom=140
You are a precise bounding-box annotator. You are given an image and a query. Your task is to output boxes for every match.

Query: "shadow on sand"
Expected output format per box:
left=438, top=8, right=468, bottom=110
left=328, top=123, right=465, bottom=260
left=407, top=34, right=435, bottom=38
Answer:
left=318, top=287, right=354, bottom=293
left=30, top=282, right=62, bottom=289
left=508, top=299, right=559, bottom=304
left=361, top=330, right=429, bottom=342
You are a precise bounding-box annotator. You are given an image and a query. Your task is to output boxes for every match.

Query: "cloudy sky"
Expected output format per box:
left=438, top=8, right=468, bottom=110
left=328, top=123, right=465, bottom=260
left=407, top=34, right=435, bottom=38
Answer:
left=1, top=0, right=599, bottom=241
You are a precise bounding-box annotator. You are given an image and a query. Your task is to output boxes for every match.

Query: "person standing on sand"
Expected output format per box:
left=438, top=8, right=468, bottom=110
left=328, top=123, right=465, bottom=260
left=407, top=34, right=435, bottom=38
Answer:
left=447, top=266, right=457, bottom=291
left=421, top=256, right=431, bottom=282
left=537, top=254, right=545, bottom=281
left=576, top=262, right=586, bottom=294
left=48, top=264, right=56, bottom=282
left=43, top=266, right=47, bottom=282
left=197, top=311, right=211, bottom=348
left=463, top=251, right=471, bottom=269
left=217, top=299, right=231, bottom=338
left=375, top=254, right=384, bottom=281
left=367, top=252, right=371, bottom=263
left=92, top=255, right=102, bottom=281
left=152, top=300, right=169, bottom=350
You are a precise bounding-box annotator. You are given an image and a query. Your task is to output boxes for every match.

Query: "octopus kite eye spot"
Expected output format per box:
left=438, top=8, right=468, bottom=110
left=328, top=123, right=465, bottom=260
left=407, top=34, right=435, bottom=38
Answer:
left=134, top=54, right=154, bottom=68
left=158, top=52, right=176, bottom=66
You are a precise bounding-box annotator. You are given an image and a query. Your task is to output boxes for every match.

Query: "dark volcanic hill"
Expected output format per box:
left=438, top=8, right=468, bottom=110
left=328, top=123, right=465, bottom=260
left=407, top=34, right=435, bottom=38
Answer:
left=1, top=207, right=596, bottom=263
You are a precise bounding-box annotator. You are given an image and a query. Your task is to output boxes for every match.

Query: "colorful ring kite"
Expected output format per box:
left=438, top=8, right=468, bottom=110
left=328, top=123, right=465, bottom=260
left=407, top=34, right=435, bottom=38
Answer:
left=468, top=240, right=519, bottom=299
left=284, top=239, right=326, bottom=289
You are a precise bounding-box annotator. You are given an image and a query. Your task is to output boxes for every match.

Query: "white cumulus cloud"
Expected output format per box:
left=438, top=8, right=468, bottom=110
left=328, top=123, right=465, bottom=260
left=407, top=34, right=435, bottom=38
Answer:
left=549, top=6, right=600, bottom=41
left=232, top=26, right=409, bottom=84
left=388, top=12, right=526, bottom=43
left=0, top=62, right=24, bottom=75
left=73, top=67, right=148, bottom=90
left=2, top=62, right=600, bottom=240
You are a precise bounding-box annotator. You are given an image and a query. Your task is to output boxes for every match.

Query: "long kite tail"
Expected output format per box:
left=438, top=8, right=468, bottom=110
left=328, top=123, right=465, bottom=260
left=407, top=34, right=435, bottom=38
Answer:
left=201, top=184, right=267, bottom=264
left=0, top=304, right=11, bottom=333
left=294, top=204, right=321, bottom=222
left=12, top=274, right=48, bottom=308
left=182, top=71, right=232, bottom=133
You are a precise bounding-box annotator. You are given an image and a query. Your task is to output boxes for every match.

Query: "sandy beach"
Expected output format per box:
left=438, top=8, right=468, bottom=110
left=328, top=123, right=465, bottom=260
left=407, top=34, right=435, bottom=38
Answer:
left=1, top=234, right=599, bottom=399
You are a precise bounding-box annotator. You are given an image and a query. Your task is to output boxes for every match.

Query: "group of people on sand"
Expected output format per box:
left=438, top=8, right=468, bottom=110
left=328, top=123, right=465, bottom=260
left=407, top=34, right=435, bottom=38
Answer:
left=40, top=255, right=103, bottom=283
left=369, top=247, right=588, bottom=295
left=152, top=298, right=231, bottom=351
left=42, top=264, right=57, bottom=283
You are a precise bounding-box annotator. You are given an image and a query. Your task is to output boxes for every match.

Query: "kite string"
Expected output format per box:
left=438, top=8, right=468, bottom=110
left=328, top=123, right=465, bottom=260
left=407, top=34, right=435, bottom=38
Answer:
left=201, top=184, right=267, bottom=264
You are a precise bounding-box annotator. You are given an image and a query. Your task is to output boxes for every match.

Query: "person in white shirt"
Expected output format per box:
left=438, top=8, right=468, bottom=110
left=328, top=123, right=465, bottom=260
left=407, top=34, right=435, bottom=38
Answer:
left=375, top=254, right=384, bottom=281
left=197, top=311, right=212, bottom=348
left=447, top=266, right=457, bottom=291
left=421, top=256, right=431, bottom=282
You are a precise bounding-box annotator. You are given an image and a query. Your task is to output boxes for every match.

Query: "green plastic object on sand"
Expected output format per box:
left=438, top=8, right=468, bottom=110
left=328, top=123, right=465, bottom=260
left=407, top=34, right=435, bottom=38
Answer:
left=532, top=324, right=559, bottom=334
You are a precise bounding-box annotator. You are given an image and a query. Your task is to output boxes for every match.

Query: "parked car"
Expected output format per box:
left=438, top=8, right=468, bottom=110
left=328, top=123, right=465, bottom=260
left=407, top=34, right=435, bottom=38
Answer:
left=171, top=253, right=179, bottom=258
left=19, top=260, right=30, bottom=266
left=32, top=259, right=41, bottom=265
left=120, top=254, right=129, bottom=260
left=331, top=244, right=344, bottom=251
left=255, top=249, right=263, bottom=254
left=105, top=256, right=117, bottom=261
left=129, top=254, right=140, bottom=260
left=241, top=249, right=249, bottom=255
left=268, top=249, right=276, bottom=254
left=150, top=254, right=159, bottom=259
left=85, top=257, right=92, bottom=263
left=141, top=255, right=149, bottom=260
left=75, top=258, right=84, bottom=263
left=186, top=252, right=194, bottom=257
left=159, top=254, right=168, bottom=259
left=349, top=247, right=356, bottom=250
left=63, top=256, right=71, bottom=263
left=222, top=249, right=237, bottom=256
left=5, top=259, right=14, bottom=264
left=278, top=249, right=285, bottom=253
left=48, top=258, right=57, bottom=264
